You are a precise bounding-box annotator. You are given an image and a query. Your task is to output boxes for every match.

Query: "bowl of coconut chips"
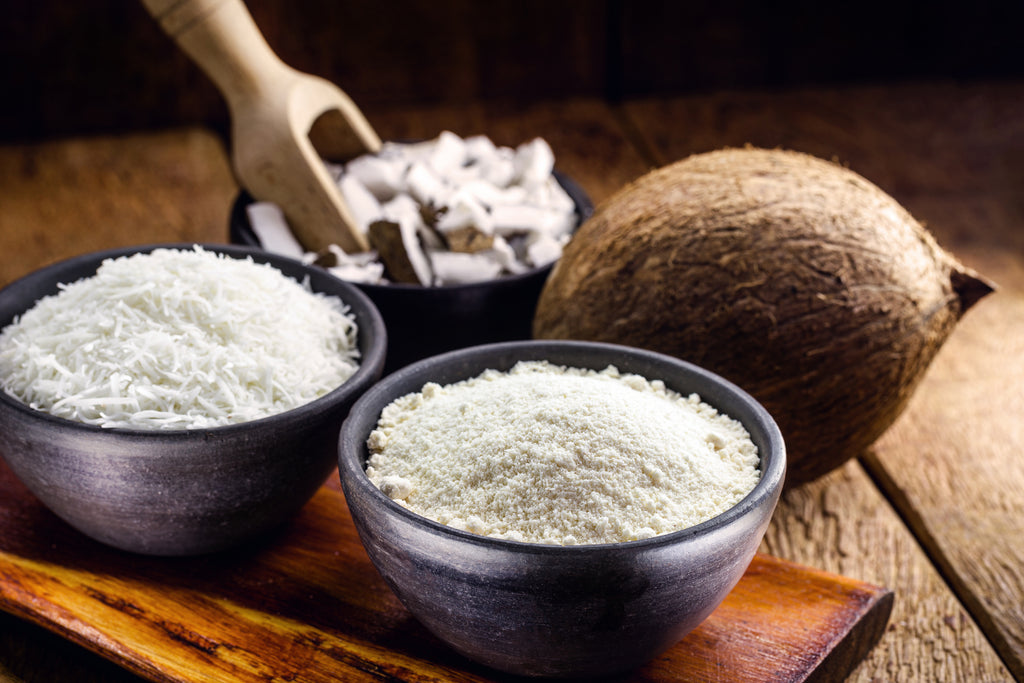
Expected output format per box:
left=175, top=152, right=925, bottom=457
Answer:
left=0, top=243, right=386, bottom=555
left=230, top=131, right=593, bottom=374
left=338, top=339, right=786, bottom=677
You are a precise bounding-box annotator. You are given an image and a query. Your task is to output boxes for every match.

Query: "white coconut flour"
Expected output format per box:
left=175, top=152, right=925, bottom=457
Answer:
left=366, top=361, right=760, bottom=545
left=0, top=246, right=360, bottom=430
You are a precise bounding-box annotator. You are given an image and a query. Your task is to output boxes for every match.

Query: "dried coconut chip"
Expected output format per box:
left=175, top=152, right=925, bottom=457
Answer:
left=246, top=132, right=577, bottom=286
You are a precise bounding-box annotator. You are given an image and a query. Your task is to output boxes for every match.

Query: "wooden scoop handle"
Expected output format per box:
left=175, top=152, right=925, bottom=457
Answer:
left=141, top=0, right=288, bottom=106
left=142, top=0, right=378, bottom=253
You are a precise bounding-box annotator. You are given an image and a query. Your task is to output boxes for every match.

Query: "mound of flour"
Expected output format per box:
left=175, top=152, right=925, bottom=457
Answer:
left=366, top=361, right=760, bottom=545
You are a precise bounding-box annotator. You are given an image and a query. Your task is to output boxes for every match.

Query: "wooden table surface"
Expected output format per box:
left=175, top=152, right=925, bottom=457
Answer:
left=1, top=81, right=1022, bottom=682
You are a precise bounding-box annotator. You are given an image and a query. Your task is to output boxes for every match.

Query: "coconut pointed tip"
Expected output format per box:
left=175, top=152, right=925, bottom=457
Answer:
left=951, top=265, right=996, bottom=314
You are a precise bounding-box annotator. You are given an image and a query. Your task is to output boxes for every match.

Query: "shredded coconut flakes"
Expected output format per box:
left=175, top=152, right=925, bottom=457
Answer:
left=0, top=246, right=360, bottom=429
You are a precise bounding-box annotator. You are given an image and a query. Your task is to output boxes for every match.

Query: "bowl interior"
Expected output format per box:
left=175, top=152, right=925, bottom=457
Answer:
left=339, top=339, right=786, bottom=551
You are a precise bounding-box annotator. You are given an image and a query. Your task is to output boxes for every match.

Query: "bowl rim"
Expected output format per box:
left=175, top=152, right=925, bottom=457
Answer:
left=338, top=339, right=786, bottom=555
left=0, top=242, right=387, bottom=440
left=229, top=169, right=595, bottom=293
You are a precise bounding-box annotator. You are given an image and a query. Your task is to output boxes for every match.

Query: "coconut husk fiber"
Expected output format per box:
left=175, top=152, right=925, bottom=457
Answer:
left=534, top=147, right=994, bottom=486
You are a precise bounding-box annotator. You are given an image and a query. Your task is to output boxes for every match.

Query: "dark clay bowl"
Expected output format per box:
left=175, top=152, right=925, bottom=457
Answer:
left=338, top=340, right=785, bottom=678
left=229, top=171, right=593, bottom=375
left=0, top=243, right=387, bottom=556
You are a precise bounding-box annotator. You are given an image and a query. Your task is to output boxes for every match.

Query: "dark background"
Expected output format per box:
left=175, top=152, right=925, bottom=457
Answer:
left=2, top=0, right=1023, bottom=143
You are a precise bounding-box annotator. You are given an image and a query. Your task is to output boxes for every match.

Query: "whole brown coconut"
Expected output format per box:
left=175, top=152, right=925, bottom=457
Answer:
left=533, top=147, right=993, bottom=486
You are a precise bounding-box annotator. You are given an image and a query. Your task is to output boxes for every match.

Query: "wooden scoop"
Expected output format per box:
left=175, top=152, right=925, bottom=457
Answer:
left=141, top=0, right=380, bottom=253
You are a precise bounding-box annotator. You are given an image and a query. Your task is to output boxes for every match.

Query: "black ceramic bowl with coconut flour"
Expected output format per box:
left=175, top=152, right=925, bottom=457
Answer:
left=0, top=244, right=386, bottom=556
left=338, top=340, right=785, bottom=678
left=230, top=171, right=593, bottom=375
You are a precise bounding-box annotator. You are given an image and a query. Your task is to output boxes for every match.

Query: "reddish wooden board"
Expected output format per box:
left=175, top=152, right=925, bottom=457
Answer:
left=0, top=458, right=892, bottom=683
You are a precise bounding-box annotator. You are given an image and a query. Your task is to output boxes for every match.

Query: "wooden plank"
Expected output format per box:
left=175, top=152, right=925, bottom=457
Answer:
left=0, top=458, right=891, bottom=683
left=0, top=613, right=143, bottom=683
left=657, top=554, right=893, bottom=683
left=763, top=463, right=1012, bottom=682
left=621, top=82, right=1022, bottom=681
left=0, top=128, right=238, bottom=288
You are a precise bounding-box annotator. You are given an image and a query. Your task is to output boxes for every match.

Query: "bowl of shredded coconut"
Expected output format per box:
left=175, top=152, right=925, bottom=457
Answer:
left=338, top=340, right=785, bottom=678
left=0, top=243, right=386, bottom=555
left=230, top=132, right=593, bottom=373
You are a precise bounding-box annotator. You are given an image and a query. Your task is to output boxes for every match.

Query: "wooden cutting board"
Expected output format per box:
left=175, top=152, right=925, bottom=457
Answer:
left=0, top=458, right=892, bottom=683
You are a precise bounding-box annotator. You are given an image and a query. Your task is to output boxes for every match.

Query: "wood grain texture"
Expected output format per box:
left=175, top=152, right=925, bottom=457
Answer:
left=762, top=464, right=1012, bottom=682
left=864, top=250, right=1024, bottom=680
left=0, top=456, right=891, bottom=683
left=0, top=613, right=142, bottom=683
left=0, top=129, right=237, bottom=289
left=662, top=555, right=893, bottom=683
